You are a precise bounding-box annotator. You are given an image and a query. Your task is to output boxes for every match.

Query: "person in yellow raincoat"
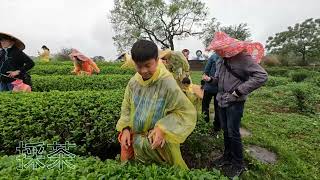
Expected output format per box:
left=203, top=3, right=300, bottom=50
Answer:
left=69, top=49, right=100, bottom=75
left=120, top=51, right=168, bottom=70
left=119, top=53, right=135, bottom=69
left=116, top=40, right=197, bottom=169
left=181, top=77, right=203, bottom=116
left=38, top=45, right=50, bottom=62
left=160, top=50, right=191, bottom=88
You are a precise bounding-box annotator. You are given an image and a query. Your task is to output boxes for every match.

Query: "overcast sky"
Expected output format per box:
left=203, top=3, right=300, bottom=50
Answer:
left=1, top=0, right=319, bottom=60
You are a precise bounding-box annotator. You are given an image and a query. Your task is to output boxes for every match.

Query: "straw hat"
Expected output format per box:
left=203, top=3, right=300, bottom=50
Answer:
left=0, top=32, right=25, bottom=50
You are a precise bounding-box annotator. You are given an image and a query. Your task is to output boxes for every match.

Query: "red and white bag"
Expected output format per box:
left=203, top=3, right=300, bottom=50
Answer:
left=11, top=79, right=31, bottom=92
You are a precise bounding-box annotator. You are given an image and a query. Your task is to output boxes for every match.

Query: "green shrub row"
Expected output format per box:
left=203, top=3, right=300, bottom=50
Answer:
left=0, top=90, right=124, bottom=158
left=31, top=75, right=130, bottom=92
left=265, top=76, right=290, bottom=87
left=34, top=61, right=123, bottom=67
left=252, top=82, right=320, bottom=115
left=30, top=64, right=134, bottom=76
left=0, top=155, right=225, bottom=179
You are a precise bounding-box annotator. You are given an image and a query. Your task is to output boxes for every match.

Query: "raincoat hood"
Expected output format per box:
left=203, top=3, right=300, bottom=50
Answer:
left=133, top=62, right=172, bottom=86
left=69, top=49, right=91, bottom=62
left=206, top=31, right=264, bottom=63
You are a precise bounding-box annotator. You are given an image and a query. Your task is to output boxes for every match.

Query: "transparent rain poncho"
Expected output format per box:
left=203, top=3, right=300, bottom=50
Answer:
left=116, top=64, right=197, bottom=169
left=160, top=51, right=191, bottom=88
left=120, top=53, right=136, bottom=69
left=181, top=84, right=203, bottom=116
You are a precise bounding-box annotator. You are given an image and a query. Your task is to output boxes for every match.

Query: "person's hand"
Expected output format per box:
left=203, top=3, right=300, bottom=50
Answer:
left=202, top=74, right=206, bottom=80
left=7, top=70, right=20, bottom=78
left=203, top=75, right=211, bottom=82
left=226, top=93, right=238, bottom=102
left=120, top=129, right=131, bottom=150
left=148, top=127, right=165, bottom=149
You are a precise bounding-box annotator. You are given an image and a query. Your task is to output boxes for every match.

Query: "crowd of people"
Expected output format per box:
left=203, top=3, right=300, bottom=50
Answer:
left=117, top=32, right=267, bottom=177
left=0, top=31, right=267, bottom=178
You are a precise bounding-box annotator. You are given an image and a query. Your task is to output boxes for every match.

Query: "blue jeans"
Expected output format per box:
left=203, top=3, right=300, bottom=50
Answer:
left=0, top=82, right=13, bottom=91
left=218, top=101, right=245, bottom=166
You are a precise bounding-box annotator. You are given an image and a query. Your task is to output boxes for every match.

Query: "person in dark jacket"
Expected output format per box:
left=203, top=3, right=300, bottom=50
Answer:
left=202, top=53, right=221, bottom=133
left=205, top=32, right=268, bottom=178
left=0, top=32, right=34, bottom=91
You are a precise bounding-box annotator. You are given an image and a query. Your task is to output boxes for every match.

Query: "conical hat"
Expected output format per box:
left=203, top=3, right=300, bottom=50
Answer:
left=0, top=32, right=25, bottom=50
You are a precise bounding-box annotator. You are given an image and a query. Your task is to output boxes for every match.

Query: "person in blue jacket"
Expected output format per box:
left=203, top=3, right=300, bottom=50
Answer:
left=202, top=53, right=221, bottom=133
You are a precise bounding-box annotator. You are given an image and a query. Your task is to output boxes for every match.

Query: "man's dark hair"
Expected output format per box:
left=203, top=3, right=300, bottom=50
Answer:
left=182, top=49, right=190, bottom=53
left=131, top=40, right=158, bottom=63
left=182, top=77, right=191, bottom=85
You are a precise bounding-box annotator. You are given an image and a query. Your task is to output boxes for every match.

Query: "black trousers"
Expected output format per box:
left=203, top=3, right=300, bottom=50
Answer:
left=202, top=90, right=221, bottom=131
left=218, top=101, right=245, bottom=166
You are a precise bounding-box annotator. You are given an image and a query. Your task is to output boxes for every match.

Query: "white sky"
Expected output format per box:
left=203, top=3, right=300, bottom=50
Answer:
left=1, top=0, right=319, bottom=60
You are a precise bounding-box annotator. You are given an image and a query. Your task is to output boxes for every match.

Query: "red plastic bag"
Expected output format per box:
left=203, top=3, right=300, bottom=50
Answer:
left=12, top=79, right=31, bottom=92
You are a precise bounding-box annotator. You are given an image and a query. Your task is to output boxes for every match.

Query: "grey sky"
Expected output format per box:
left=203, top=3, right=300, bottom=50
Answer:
left=1, top=0, right=319, bottom=60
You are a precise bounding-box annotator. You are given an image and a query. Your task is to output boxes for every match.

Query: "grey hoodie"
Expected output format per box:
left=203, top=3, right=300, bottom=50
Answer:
left=214, top=53, right=268, bottom=107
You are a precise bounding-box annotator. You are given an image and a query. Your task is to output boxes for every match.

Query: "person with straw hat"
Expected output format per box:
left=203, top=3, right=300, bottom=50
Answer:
left=0, top=32, right=34, bottom=92
left=205, top=32, right=268, bottom=178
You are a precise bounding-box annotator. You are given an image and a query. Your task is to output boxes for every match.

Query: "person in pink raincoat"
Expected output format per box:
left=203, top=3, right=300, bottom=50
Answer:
left=69, top=49, right=100, bottom=75
left=205, top=32, right=268, bottom=178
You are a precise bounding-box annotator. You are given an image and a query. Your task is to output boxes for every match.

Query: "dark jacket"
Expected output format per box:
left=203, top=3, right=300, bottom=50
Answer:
left=0, top=46, right=34, bottom=84
left=214, top=53, right=268, bottom=107
left=203, top=53, right=220, bottom=93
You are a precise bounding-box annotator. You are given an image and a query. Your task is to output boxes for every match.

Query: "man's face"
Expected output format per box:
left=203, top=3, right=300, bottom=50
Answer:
left=182, top=51, right=189, bottom=58
left=0, top=39, right=14, bottom=48
left=135, top=58, right=159, bottom=80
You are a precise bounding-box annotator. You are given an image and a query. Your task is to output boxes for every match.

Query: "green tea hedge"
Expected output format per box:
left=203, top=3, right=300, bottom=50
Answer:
left=31, top=75, right=130, bottom=92
left=0, top=90, right=124, bottom=158
left=0, top=155, right=226, bottom=179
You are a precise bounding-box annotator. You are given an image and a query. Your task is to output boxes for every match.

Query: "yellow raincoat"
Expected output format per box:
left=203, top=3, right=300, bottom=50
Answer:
left=39, top=49, right=50, bottom=62
left=116, top=63, right=197, bottom=169
left=160, top=50, right=191, bottom=88
left=181, top=84, right=203, bottom=116
left=120, top=52, right=168, bottom=72
left=120, top=53, right=136, bottom=69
